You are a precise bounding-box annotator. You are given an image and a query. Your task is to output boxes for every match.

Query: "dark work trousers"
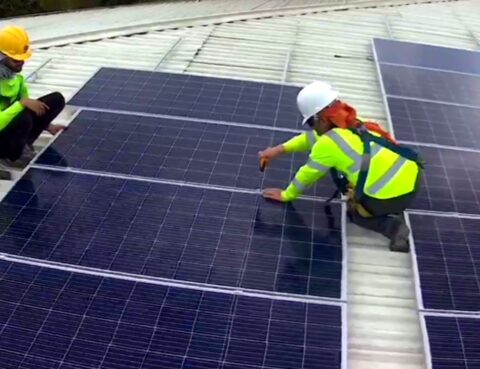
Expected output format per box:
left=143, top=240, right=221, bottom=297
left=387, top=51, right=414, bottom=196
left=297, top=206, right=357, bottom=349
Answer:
left=0, top=92, right=65, bottom=161
left=348, top=170, right=422, bottom=240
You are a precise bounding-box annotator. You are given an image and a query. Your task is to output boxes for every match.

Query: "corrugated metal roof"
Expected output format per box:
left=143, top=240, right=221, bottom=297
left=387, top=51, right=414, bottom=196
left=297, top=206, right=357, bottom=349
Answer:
left=0, top=0, right=382, bottom=44
left=1, top=1, right=479, bottom=368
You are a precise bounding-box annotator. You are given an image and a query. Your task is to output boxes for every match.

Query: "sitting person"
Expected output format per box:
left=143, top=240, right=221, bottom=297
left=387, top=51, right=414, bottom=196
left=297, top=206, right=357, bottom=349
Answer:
left=0, top=25, right=66, bottom=179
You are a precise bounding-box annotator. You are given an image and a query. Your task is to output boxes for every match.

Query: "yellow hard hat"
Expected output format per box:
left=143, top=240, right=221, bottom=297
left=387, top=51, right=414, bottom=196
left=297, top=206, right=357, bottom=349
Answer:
left=0, top=26, right=32, bottom=61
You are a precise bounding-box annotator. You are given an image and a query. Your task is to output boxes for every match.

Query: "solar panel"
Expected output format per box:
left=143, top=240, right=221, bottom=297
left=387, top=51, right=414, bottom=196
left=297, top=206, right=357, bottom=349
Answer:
left=388, top=97, right=480, bottom=150
left=0, top=260, right=345, bottom=369
left=422, top=314, right=480, bottom=369
left=0, top=168, right=344, bottom=299
left=68, top=68, right=303, bottom=129
left=374, top=38, right=480, bottom=75
left=409, top=213, right=480, bottom=312
left=379, top=63, right=480, bottom=107
left=35, top=110, right=336, bottom=199
left=411, top=145, right=480, bottom=215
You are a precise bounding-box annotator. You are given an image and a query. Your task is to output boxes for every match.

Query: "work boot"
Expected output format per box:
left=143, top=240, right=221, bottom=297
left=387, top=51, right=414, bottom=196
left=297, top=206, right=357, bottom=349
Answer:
left=0, top=147, right=36, bottom=169
left=26, top=144, right=36, bottom=155
left=389, top=222, right=410, bottom=253
left=0, top=163, right=12, bottom=180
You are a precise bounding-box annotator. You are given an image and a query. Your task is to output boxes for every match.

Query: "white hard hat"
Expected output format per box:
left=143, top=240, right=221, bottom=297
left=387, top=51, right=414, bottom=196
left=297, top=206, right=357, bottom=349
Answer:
left=297, top=81, right=339, bottom=125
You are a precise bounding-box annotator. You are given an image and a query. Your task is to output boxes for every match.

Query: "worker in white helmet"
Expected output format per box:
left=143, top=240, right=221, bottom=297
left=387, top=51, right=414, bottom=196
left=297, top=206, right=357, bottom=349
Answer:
left=0, top=26, right=66, bottom=180
left=259, top=81, right=423, bottom=252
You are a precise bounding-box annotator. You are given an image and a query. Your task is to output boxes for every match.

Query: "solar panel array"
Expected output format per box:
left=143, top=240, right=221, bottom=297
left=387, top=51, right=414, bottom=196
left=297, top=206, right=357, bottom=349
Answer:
left=374, top=38, right=480, bottom=369
left=409, top=213, right=480, bottom=312
left=0, top=168, right=343, bottom=298
left=69, top=68, right=303, bottom=129
left=0, top=260, right=344, bottom=369
left=422, top=314, right=480, bottom=369
left=36, top=110, right=335, bottom=198
left=0, top=68, right=347, bottom=367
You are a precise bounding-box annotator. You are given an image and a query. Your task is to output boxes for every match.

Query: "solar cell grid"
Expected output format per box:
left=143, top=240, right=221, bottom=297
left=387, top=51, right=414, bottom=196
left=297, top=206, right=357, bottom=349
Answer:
left=379, top=63, right=480, bottom=108
left=69, top=68, right=303, bottom=129
left=374, top=38, right=480, bottom=75
left=0, top=260, right=344, bottom=369
left=423, top=314, right=480, bottom=369
left=36, top=110, right=335, bottom=198
left=387, top=97, right=480, bottom=150
left=411, top=145, right=480, bottom=214
left=0, top=66, right=351, bottom=369
left=409, top=213, right=480, bottom=312
left=0, top=168, right=344, bottom=299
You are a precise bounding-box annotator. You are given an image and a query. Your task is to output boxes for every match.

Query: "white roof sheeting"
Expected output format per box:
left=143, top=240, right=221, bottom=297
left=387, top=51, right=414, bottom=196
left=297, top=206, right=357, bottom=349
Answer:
left=2, top=1, right=480, bottom=368
left=0, top=0, right=385, bottom=44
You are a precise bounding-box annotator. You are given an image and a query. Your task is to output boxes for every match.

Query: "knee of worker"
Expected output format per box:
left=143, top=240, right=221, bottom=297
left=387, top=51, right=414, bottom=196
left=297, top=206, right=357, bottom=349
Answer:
left=348, top=208, right=391, bottom=235
left=40, top=92, right=66, bottom=111
left=9, top=111, right=34, bottom=134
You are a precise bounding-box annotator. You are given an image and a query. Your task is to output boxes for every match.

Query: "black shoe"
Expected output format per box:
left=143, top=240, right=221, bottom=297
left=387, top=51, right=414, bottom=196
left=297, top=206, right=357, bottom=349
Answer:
left=0, top=148, right=35, bottom=169
left=0, top=166, right=12, bottom=180
left=389, top=223, right=410, bottom=253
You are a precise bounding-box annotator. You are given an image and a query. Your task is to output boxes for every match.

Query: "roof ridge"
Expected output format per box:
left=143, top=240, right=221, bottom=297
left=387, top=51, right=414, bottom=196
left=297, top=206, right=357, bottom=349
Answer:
left=33, top=0, right=459, bottom=49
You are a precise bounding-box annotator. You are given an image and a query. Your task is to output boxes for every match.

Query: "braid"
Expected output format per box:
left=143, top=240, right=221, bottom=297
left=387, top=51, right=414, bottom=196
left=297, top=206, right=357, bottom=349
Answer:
left=322, top=101, right=397, bottom=144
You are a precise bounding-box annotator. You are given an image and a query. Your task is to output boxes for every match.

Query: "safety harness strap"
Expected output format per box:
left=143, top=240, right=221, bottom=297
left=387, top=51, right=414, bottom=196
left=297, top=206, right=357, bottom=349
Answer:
left=350, top=123, right=424, bottom=202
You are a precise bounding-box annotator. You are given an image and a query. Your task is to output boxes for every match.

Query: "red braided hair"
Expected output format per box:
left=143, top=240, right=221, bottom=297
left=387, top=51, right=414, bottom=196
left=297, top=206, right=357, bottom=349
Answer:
left=322, top=101, right=398, bottom=144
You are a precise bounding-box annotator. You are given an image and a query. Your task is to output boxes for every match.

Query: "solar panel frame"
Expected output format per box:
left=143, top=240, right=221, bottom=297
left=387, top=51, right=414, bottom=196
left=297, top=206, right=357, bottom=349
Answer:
left=373, top=39, right=480, bottom=215
left=0, top=167, right=348, bottom=301
left=0, top=259, right=348, bottom=369
left=406, top=212, right=480, bottom=313
left=373, top=38, right=480, bottom=76
left=387, top=97, right=480, bottom=151
left=68, top=67, right=304, bottom=129
left=408, top=145, right=480, bottom=215
left=420, top=312, right=480, bottom=369
left=378, top=63, right=480, bottom=109
left=372, top=39, right=396, bottom=138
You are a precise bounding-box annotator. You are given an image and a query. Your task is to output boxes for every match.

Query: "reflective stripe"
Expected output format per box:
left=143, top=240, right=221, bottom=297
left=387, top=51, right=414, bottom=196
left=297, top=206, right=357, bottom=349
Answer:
left=306, top=160, right=329, bottom=173
left=291, top=178, right=308, bottom=192
left=368, top=156, right=408, bottom=195
left=306, top=130, right=316, bottom=148
left=326, top=131, right=383, bottom=173
left=325, top=130, right=362, bottom=172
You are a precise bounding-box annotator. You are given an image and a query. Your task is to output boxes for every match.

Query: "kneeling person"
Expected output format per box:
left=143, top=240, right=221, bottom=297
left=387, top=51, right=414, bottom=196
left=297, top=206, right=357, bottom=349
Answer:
left=259, top=81, right=422, bottom=253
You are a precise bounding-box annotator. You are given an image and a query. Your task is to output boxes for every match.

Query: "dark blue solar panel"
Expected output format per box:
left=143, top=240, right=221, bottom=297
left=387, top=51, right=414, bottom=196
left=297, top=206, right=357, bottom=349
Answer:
left=0, top=260, right=344, bottom=369
left=68, top=68, right=302, bottom=129
left=374, top=38, right=480, bottom=75
left=411, top=145, right=480, bottom=215
left=0, top=168, right=344, bottom=299
left=379, top=64, right=480, bottom=107
left=423, top=314, right=480, bottom=369
left=410, top=213, right=480, bottom=311
left=35, top=110, right=335, bottom=199
left=388, top=97, right=480, bottom=150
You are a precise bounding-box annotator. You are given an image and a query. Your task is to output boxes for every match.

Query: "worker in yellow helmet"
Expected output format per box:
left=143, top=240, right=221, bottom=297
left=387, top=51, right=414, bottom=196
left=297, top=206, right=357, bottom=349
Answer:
left=259, top=81, right=423, bottom=252
left=0, top=26, right=66, bottom=180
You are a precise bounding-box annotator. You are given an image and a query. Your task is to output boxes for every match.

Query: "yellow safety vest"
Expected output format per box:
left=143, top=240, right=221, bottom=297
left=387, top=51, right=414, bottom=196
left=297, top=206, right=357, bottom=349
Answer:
left=281, top=127, right=420, bottom=202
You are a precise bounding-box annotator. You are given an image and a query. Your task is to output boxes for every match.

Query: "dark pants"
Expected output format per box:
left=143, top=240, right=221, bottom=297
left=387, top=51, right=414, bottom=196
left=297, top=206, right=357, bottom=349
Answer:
left=348, top=171, right=421, bottom=240
left=0, top=92, right=65, bottom=161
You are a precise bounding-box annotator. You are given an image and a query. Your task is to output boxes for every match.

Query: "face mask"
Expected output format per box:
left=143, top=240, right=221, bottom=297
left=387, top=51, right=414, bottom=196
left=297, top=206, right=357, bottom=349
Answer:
left=0, top=54, right=16, bottom=81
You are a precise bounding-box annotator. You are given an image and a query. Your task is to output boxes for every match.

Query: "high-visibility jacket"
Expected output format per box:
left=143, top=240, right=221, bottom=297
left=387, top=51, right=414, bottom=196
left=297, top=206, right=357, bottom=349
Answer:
left=281, top=126, right=420, bottom=202
left=0, top=75, right=28, bottom=132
